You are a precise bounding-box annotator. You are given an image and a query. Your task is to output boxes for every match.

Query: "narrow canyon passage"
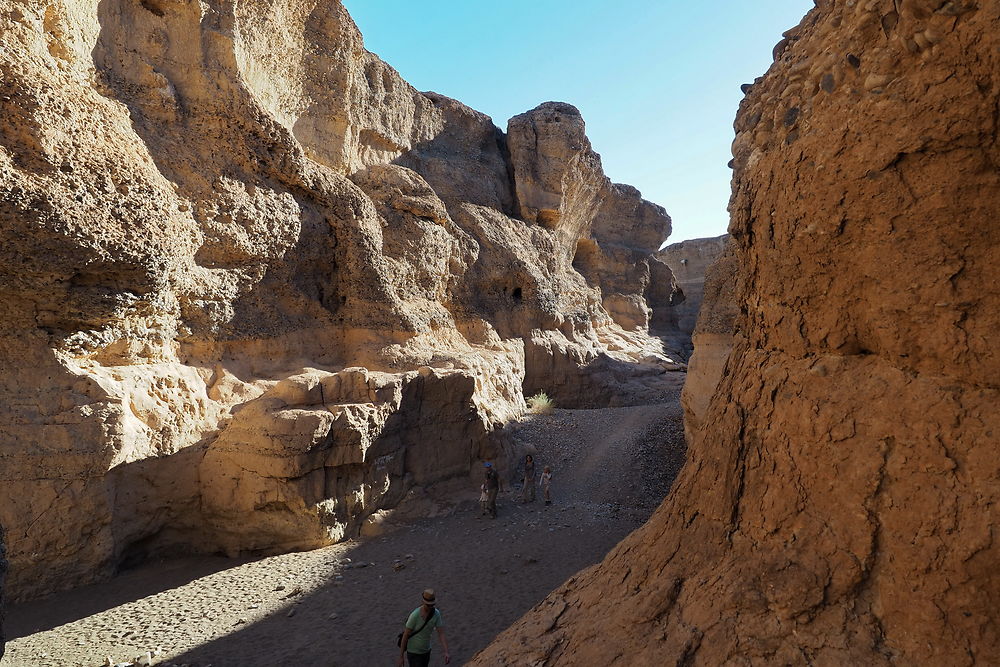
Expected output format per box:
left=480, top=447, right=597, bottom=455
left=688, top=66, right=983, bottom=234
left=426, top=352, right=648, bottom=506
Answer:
left=4, top=397, right=685, bottom=666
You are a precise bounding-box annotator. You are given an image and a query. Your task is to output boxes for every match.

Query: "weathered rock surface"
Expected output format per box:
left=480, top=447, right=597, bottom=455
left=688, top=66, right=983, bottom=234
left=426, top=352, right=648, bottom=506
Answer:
left=656, top=234, right=729, bottom=352
left=680, top=240, right=740, bottom=440
left=475, top=1, right=1000, bottom=664
left=0, top=0, right=675, bottom=600
left=0, top=525, right=6, bottom=660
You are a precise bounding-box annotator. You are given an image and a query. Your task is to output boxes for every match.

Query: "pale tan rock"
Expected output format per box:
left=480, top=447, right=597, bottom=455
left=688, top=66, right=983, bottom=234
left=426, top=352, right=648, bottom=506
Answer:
left=508, top=102, right=605, bottom=243
left=199, top=365, right=511, bottom=555
left=507, top=103, right=673, bottom=335
left=0, top=0, right=676, bottom=602
left=679, top=240, right=740, bottom=439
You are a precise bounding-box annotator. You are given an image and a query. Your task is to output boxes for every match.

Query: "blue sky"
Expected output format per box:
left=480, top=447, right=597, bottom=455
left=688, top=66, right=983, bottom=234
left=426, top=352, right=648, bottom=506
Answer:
left=343, top=0, right=814, bottom=243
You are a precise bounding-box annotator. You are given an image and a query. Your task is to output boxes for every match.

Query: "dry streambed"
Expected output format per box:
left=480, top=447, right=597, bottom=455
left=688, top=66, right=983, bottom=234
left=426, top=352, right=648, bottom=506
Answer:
left=4, top=403, right=685, bottom=667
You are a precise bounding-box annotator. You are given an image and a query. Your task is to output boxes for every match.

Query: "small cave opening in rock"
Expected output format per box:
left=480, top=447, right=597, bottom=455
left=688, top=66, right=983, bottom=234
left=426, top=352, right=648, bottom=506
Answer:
left=572, top=237, right=601, bottom=282
left=510, top=286, right=522, bottom=302
left=139, top=0, right=166, bottom=17
left=536, top=209, right=560, bottom=229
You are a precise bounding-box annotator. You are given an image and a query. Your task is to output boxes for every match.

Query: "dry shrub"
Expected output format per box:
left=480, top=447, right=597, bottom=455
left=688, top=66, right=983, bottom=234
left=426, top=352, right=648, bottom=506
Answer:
left=526, top=391, right=555, bottom=414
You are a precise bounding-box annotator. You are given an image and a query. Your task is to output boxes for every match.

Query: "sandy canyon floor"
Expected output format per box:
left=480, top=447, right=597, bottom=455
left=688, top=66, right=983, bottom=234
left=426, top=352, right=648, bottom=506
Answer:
left=3, top=396, right=686, bottom=667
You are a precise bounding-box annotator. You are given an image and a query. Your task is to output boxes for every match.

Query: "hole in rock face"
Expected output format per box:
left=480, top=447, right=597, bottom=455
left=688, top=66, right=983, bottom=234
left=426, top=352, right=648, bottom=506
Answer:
left=139, top=0, right=165, bottom=16
left=536, top=209, right=560, bottom=228
left=572, top=238, right=601, bottom=280
left=511, top=287, right=522, bottom=302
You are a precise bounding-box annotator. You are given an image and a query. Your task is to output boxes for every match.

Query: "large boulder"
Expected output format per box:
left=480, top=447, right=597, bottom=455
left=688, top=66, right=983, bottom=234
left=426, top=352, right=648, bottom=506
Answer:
left=474, top=0, right=1000, bottom=663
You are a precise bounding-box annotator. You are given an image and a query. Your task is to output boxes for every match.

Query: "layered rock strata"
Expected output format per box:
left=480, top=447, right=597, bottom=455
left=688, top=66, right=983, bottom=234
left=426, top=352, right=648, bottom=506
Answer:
left=475, top=0, right=1000, bottom=663
left=0, top=0, right=675, bottom=600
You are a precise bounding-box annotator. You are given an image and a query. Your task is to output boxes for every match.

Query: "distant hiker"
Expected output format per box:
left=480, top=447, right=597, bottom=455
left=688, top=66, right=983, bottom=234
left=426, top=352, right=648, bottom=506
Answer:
left=483, top=461, right=502, bottom=518
left=521, top=454, right=536, bottom=502
left=479, top=482, right=488, bottom=515
left=398, top=588, right=450, bottom=667
left=541, top=465, right=552, bottom=505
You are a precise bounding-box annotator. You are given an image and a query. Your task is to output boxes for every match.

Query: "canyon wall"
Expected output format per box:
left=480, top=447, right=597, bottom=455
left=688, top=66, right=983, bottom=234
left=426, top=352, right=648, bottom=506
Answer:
left=0, top=0, right=677, bottom=601
left=679, top=240, right=739, bottom=441
left=652, top=234, right=729, bottom=361
left=657, top=235, right=728, bottom=339
left=475, top=0, right=1000, bottom=664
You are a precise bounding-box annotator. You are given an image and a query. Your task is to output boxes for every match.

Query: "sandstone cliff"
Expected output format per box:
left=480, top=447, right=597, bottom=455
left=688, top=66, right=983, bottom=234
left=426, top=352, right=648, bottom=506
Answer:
left=0, top=0, right=677, bottom=600
left=474, top=0, right=1000, bottom=663
left=679, top=240, right=740, bottom=442
left=656, top=234, right=728, bottom=344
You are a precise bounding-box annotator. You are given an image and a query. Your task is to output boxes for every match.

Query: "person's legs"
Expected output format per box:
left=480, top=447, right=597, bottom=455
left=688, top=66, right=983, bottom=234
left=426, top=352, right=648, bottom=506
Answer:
left=406, top=651, right=431, bottom=667
left=487, top=487, right=498, bottom=517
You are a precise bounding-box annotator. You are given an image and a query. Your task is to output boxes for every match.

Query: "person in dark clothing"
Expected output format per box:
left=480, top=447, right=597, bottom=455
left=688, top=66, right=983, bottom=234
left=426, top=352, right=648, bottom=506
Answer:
left=483, top=461, right=502, bottom=518
left=521, top=454, right=536, bottom=502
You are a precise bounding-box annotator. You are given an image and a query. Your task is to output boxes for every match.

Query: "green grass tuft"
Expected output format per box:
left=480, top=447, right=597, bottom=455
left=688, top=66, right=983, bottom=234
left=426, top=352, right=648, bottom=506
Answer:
left=526, top=391, right=555, bottom=415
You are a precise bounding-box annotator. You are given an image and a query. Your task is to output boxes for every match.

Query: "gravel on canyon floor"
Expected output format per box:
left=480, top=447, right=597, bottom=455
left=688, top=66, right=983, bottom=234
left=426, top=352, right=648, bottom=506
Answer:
left=3, top=402, right=686, bottom=667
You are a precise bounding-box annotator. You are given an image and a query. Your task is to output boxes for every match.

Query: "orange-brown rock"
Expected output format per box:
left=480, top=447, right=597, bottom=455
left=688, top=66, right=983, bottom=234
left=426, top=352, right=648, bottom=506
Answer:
left=474, top=1, right=1000, bottom=664
left=0, top=0, right=676, bottom=601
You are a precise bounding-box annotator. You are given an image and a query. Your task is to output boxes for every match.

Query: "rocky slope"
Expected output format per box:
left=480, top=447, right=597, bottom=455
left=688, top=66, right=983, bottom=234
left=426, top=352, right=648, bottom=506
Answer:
left=474, top=0, right=1000, bottom=664
left=0, top=0, right=680, bottom=602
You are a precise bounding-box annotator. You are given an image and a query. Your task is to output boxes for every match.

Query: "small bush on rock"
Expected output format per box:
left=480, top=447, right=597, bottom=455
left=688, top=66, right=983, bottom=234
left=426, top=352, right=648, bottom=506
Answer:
left=527, top=391, right=555, bottom=414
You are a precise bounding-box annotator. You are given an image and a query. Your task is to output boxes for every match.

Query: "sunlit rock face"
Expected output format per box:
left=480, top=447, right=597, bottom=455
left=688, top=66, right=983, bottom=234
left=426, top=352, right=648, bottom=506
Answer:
left=474, top=1, right=1000, bottom=664
left=0, top=0, right=676, bottom=599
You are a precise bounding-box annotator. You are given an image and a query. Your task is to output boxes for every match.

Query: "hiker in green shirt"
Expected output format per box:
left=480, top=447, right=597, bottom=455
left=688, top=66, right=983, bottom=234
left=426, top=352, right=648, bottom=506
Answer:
left=397, top=588, right=450, bottom=666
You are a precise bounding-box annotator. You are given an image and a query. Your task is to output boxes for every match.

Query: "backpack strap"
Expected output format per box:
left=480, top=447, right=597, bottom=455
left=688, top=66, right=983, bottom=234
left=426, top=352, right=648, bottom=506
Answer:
left=410, top=608, right=436, bottom=637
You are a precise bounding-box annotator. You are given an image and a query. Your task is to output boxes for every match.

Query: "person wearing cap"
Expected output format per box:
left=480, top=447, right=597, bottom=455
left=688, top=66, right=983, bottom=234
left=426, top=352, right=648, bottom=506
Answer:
left=398, top=588, right=450, bottom=666
left=483, top=461, right=502, bottom=519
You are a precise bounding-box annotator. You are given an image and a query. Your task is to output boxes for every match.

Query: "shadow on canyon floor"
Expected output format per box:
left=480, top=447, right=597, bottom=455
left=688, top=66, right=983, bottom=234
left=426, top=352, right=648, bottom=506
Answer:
left=7, top=556, right=255, bottom=640
left=167, top=404, right=686, bottom=666
left=3, top=403, right=686, bottom=666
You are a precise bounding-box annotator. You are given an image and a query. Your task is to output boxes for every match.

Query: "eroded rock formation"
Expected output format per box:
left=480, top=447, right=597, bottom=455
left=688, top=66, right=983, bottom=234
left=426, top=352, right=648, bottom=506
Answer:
left=475, top=0, right=1000, bottom=664
left=0, top=0, right=676, bottom=600
left=657, top=234, right=728, bottom=345
left=679, top=240, right=739, bottom=442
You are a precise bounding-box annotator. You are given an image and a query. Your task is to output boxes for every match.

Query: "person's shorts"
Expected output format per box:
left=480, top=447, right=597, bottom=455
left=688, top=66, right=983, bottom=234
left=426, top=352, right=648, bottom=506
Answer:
left=406, top=651, right=431, bottom=667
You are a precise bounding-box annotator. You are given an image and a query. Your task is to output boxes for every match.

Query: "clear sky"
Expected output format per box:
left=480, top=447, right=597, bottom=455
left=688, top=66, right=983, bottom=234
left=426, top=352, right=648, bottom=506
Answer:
left=342, top=0, right=814, bottom=244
